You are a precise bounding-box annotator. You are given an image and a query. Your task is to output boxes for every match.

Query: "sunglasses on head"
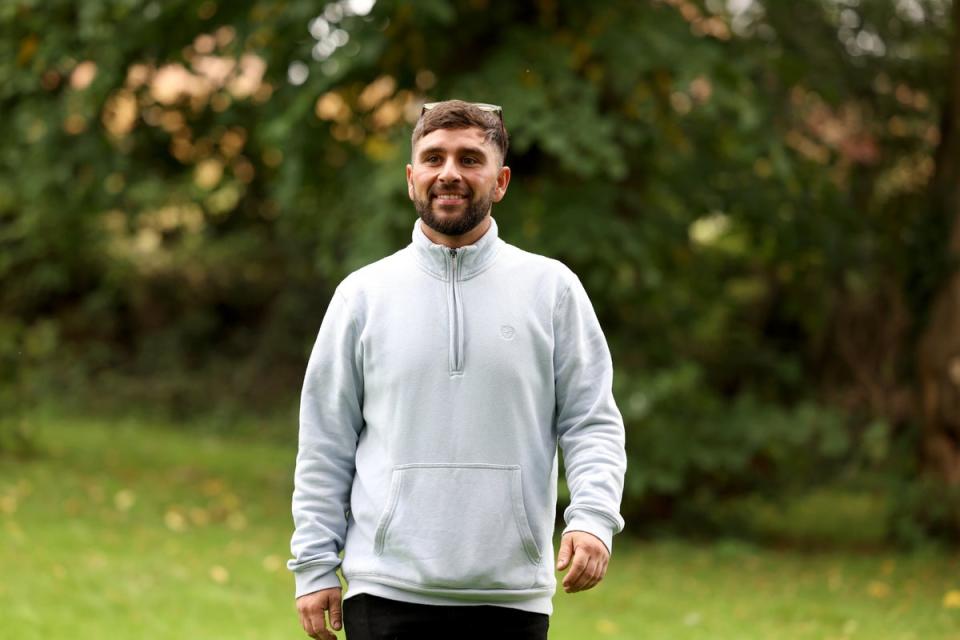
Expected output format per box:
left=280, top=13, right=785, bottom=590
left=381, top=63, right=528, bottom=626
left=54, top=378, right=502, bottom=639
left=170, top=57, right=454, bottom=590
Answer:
left=420, top=102, right=503, bottom=123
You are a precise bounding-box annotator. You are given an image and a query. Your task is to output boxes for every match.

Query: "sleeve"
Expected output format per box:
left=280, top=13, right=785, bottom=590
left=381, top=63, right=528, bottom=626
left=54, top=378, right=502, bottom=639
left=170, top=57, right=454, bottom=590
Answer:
left=553, top=274, right=627, bottom=553
left=287, top=287, right=364, bottom=597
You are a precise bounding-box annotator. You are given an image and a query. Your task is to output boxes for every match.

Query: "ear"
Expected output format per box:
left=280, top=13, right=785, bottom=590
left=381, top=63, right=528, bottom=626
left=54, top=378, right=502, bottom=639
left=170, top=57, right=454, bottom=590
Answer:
left=406, top=164, right=415, bottom=201
left=492, top=165, right=511, bottom=203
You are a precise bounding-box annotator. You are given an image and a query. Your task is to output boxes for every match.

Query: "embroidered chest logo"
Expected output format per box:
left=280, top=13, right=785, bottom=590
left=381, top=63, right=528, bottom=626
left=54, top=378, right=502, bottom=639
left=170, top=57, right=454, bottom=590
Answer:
left=499, top=325, right=516, bottom=341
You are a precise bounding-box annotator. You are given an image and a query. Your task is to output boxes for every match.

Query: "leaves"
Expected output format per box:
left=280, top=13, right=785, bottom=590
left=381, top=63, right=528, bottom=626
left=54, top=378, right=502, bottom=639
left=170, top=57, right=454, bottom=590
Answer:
left=1, top=0, right=957, bottom=534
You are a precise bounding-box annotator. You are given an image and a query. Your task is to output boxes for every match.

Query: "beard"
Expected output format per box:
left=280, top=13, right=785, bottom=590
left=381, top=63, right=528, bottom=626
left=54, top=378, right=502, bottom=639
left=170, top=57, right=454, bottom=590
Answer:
left=414, top=185, right=494, bottom=237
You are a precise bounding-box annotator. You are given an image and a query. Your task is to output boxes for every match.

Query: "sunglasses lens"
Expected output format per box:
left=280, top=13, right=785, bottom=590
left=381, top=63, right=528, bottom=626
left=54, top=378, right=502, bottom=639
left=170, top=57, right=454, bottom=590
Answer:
left=419, top=101, right=503, bottom=120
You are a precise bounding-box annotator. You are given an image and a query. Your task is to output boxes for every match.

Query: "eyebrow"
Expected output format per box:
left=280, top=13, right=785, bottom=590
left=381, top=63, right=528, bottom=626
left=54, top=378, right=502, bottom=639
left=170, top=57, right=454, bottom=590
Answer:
left=418, top=145, right=488, bottom=159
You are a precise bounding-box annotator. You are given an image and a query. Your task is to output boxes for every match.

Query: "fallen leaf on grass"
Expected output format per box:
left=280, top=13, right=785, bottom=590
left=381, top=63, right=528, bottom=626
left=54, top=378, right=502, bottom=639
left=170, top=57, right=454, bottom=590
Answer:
left=189, top=507, right=210, bottom=526
left=86, top=483, right=105, bottom=503
left=202, top=478, right=226, bottom=496
left=683, top=612, right=702, bottom=626
left=164, top=509, right=187, bottom=532
left=114, top=489, right=136, bottom=511
left=595, top=619, right=619, bottom=634
left=867, top=581, right=891, bottom=598
left=0, top=494, right=17, bottom=514
left=220, top=492, right=241, bottom=510
left=943, top=590, right=960, bottom=609
left=210, top=565, right=230, bottom=584
left=227, top=512, right=247, bottom=531
left=262, top=555, right=283, bottom=572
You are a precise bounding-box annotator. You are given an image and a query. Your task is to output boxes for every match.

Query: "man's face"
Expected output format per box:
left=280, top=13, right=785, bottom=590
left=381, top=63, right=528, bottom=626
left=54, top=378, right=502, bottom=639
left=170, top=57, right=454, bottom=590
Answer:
left=406, top=127, right=510, bottom=237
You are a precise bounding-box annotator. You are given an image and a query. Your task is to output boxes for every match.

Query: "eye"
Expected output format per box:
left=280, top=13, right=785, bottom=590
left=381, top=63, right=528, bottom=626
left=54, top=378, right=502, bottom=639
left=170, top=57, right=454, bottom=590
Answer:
left=423, top=154, right=441, bottom=164
left=461, top=156, right=479, bottom=166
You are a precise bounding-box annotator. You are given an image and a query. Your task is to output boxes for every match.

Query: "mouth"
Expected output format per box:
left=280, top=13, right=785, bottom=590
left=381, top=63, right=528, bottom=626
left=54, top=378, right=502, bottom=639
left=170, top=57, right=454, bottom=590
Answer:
left=432, top=192, right=468, bottom=206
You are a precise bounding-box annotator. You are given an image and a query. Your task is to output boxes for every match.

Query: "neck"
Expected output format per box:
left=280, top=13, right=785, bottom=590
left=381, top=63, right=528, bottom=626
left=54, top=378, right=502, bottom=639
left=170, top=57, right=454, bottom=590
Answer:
left=420, top=215, right=492, bottom=249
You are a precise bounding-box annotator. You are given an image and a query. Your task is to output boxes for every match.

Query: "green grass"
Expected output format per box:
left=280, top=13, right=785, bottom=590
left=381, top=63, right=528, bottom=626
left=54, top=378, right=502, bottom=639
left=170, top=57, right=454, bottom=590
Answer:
left=2, top=415, right=960, bottom=639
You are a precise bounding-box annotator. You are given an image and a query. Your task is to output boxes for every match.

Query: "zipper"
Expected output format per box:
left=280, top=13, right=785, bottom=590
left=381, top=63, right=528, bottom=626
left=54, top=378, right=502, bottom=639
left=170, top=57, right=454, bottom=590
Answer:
left=448, top=248, right=463, bottom=375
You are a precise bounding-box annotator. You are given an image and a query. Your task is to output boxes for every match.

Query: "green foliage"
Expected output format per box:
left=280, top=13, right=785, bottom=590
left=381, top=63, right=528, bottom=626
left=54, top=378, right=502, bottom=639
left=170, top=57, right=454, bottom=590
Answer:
left=0, top=316, right=43, bottom=458
left=889, top=475, right=960, bottom=548
left=616, top=362, right=859, bottom=530
left=1, top=0, right=957, bottom=535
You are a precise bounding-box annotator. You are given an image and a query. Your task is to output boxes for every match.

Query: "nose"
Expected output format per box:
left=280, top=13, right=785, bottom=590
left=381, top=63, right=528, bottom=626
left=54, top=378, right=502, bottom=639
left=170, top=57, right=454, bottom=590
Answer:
left=437, top=157, right=461, bottom=183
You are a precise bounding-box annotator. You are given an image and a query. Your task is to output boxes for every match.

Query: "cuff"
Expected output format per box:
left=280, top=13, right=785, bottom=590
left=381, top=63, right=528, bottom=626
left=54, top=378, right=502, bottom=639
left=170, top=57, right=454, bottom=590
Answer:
left=293, top=565, right=342, bottom=598
left=562, top=510, right=618, bottom=554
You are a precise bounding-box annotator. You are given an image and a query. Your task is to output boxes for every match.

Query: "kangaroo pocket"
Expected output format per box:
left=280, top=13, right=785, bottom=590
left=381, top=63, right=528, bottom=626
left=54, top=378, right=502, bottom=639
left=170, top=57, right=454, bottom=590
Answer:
left=373, top=463, right=542, bottom=590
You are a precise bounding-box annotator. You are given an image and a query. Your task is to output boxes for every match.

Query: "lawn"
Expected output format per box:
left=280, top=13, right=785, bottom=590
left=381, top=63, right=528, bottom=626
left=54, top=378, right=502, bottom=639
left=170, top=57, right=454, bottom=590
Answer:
left=2, top=414, right=959, bottom=639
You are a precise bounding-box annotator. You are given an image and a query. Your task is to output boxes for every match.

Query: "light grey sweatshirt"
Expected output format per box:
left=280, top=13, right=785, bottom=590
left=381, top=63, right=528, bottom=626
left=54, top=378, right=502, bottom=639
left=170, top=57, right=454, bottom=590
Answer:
left=288, top=217, right=626, bottom=615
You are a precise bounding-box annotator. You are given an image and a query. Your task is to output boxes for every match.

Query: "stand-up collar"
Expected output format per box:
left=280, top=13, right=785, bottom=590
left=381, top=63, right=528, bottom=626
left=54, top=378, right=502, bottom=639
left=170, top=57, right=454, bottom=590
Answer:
left=411, top=217, right=503, bottom=281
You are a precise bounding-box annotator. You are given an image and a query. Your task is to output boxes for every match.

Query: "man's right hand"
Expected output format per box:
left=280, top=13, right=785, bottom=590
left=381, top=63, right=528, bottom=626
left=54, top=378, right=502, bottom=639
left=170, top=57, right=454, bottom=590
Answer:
left=296, top=587, right=342, bottom=640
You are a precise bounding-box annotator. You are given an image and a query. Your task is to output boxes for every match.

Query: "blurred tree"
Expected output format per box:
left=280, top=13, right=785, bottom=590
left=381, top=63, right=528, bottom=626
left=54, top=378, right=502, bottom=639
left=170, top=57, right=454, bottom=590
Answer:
left=917, top=0, right=960, bottom=533
left=1, top=0, right=958, bottom=537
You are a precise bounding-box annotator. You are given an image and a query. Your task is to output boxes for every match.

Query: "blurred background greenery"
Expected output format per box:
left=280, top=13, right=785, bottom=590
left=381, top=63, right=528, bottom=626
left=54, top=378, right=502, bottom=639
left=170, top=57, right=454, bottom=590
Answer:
left=3, top=0, right=960, bottom=636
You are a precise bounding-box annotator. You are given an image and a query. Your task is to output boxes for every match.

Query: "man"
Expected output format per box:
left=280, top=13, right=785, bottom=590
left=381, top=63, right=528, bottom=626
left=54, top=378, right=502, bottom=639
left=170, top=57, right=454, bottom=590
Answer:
left=289, top=100, right=626, bottom=640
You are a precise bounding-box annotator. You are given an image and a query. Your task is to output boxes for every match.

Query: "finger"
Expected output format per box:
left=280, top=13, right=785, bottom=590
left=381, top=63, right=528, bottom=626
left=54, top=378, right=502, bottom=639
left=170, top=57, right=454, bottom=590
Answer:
left=301, top=612, right=317, bottom=639
left=583, top=554, right=606, bottom=591
left=328, top=593, right=343, bottom=632
left=556, top=535, right=574, bottom=570
left=563, top=552, right=587, bottom=590
left=583, top=557, right=600, bottom=590
left=576, top=557, right=599, bottom=592
left=311, top=609, right=336, bottom=640
left=298, top=611, right=310, bottom=636
left=297, top=597, right=316, bottom=638
left=562, top=548, right=589, bottom=591
left=304, top=606, right=331, bottom=640
left=574, top=558, right=596, bottom=591
left=585, top=557, right=605, bottom=590
left=318, top=628, right=335, bottom=640
left=310, top=617, right=335, bottom=640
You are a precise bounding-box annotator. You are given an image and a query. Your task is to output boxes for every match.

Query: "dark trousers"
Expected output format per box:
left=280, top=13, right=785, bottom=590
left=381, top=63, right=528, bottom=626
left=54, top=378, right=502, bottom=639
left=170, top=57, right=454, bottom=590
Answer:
left=343, top=594, right=550, bottom=640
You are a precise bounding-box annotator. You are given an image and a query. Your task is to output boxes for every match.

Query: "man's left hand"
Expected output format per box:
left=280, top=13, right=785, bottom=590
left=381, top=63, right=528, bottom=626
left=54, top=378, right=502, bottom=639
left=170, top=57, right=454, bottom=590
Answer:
left=556, top=531, right=609, bottom=593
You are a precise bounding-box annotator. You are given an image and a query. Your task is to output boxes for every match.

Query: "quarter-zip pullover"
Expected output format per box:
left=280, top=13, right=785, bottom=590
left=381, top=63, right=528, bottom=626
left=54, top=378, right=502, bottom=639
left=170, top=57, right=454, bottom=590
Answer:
left=288, top=217, right=627, bottom=615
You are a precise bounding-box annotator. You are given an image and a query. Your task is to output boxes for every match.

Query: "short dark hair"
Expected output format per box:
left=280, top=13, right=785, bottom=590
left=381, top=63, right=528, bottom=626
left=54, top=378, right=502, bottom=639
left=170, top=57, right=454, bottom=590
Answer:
left=411, top=100, right=509, bottom=163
